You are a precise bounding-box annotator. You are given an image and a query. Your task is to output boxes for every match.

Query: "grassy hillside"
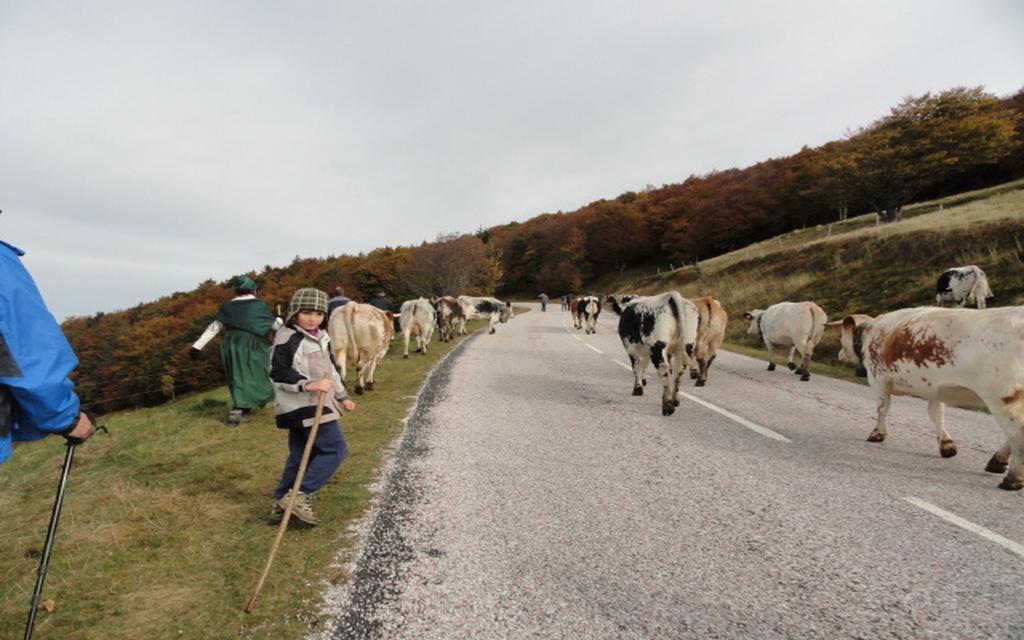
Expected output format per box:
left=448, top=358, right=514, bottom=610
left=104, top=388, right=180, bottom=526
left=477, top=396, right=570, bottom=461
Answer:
left=606, top=179, right=1024, bottom=380
left=0, top=316, right=516, bottom=640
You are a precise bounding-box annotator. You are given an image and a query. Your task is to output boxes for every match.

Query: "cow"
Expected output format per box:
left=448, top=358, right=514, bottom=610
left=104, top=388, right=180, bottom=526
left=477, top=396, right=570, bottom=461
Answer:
left=457, top=295, right=512, bottom=335
left=432, top=296, right=464, bottom=343
left=399, top=298, right=437, bottom=358
left=743, top=301, right=827, bottom=382
left=935, top=265, right=994, bottom=309
left=606, top=294, right=638, bottom=309
left=687, top=296, right=728, bottom=387
left=580, top=295, right=601, bottom=335
left=569, top=297, right=584, bottom=330
left=611, top=292, right=700, bottom=416
left=328, top=302, right=393, bottom=394
left=834, top=307, right=1024, bottom=490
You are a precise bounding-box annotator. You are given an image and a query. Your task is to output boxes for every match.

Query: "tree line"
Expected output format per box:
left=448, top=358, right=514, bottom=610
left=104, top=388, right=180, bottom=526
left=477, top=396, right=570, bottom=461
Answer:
left=62, top=85, right=1022, bottom=413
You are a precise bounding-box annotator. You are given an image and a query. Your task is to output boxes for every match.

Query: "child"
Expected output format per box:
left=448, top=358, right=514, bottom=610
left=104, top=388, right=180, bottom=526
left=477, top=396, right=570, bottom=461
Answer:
left=269, top=287, right=356, bottom=526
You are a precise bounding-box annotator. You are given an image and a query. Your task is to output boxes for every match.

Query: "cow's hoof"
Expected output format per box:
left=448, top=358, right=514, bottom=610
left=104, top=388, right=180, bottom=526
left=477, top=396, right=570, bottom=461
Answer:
left=662, top=403, right=676, bottom=416
left=787, top=362, right=797, bottom=371
left=939, top=440, right=958, bottom=458
left=689, top=371, right=699, bottom=380
left=642, top=379, right=647, bottom=387
left=767, top=363, right=776, bottom=371
left=632, top=386, right=644, bottom=396
left=866, top=432, right=885, bottom=443
left=489, top=329, right=496, bottom=334
left=403, top=354, right=409, bottom=359
left=985, top=456, right=1009, bottom=474
left=673, top=398, right=680, bottom=407
left=800, top=373, right=810, bottom=382
left=998, top=477, right=1024, bottom=491
left=365, top=382, right=374, bottom=391
left=355, top=386, right=365, bottom=395
left=695, top=379, right=706, bottom=387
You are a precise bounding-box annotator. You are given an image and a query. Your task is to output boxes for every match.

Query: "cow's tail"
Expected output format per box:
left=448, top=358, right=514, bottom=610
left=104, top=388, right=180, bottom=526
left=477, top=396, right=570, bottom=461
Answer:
left=668, top=293, right=697, bottom=360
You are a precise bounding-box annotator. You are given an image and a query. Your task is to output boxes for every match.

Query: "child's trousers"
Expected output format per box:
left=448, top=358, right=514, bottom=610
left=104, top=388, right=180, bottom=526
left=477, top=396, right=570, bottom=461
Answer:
left=274, top=420, right=347, bottom=498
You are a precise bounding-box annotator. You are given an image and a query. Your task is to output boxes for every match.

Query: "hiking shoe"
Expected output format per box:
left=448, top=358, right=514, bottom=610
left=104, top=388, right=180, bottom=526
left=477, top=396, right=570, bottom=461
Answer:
left=227, top=409, right=242, bottom=425
left=276, top=491, right=320, bottom=526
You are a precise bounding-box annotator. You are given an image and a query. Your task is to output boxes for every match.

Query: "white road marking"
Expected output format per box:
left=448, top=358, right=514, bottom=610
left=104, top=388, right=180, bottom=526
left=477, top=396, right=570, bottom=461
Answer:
left=572, top=335, right=582, bottom=342
left=613, top=359, right=632, bottom=371
left=586, top=344, right=603, bottom=354
left=903, top=496, right=1024, bottom=559
left=676, top=389, right=792, bottom=443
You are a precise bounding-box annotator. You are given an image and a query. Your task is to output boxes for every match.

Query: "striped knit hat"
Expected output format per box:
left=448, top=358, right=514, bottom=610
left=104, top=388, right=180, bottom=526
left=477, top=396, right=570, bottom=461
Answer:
left=287, top=287, right=328, bottom=324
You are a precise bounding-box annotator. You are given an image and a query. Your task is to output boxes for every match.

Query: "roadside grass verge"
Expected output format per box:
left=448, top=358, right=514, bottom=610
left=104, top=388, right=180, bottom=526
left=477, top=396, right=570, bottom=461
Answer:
left=0, top=316, right=506, bottom=639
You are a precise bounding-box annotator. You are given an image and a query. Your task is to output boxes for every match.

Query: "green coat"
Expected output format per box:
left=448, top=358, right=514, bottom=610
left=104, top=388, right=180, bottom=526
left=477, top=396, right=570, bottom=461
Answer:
left=214, top=299, right=277, bottom=409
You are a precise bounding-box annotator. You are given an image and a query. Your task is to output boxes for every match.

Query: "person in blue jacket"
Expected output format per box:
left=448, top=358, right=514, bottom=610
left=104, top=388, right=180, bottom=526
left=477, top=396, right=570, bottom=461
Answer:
left=1, top=240, right=95, bottom=464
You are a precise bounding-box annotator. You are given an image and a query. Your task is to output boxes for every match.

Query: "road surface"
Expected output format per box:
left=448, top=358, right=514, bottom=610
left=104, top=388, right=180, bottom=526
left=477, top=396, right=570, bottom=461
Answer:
left=317, top=303, right=1024, bottom=640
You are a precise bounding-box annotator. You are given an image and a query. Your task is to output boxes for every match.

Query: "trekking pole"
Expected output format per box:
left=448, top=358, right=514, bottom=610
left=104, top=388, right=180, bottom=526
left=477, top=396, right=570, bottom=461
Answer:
left=24, top=422, right=107, bottom=640
left=245, top=390, right=327, bottom=613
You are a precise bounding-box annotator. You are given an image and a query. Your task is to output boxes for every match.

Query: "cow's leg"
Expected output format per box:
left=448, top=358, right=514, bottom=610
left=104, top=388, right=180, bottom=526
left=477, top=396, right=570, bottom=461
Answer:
left=489, top=315, right=498, bottom=334
left=670, top=354, right=685, bottom=406
left=786, top=346, right=798, bottom=371
left=630, top=353, right=647, bottom=396
left=650, top=342, right=675, bottom=416
left=364, top=350, right=382, bottom=391
left=978, top=393, right=1024, bottom=490
left=697, top=354, right=716, bottom=387
left=765, top=343, right=776, bottom=371
left=925, top=399, right=958, bottom=458
left=402, top=329, right=412, bottom=358
left=986, top=441, right=1011, bottom=474
left=798, top=344, right=812, bottom=381
left=867, top=390, right=892, bottom=442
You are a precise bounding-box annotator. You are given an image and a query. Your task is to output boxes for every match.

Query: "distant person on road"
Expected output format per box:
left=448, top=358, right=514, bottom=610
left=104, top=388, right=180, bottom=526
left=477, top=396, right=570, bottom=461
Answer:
left=369, top=291, right=399, bottom=332
left=538, top=292, right=549, bottom=311
left=269, top=287, right=355, bottom=526
left=561, top=294, right=572, bottom=311
left=190, top=274, right=282, bottom=425
left=1, top=240, right=96, bottom=464
left=327, top=286, right=351, bottom=317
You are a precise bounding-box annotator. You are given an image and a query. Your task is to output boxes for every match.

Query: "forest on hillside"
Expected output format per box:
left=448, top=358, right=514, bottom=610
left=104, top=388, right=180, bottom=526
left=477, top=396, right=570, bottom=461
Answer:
left=62, top=86, right=1023, bottom=413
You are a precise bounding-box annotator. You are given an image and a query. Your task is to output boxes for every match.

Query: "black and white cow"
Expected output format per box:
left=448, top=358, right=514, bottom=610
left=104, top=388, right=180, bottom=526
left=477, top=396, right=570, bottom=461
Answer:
left=457, top=295, right=512, bottom=335
left=612, top=292, right=700, bottom=416
left=580, top=295, right=601, bottom=334
left=399, top=298, right=437, bottom=357
left=935, top=265, right=994, bottom=309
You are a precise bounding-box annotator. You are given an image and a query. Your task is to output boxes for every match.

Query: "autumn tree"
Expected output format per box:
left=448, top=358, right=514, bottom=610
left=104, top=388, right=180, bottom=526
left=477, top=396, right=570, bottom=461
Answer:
left=842, top=86, right=1020, bottom=222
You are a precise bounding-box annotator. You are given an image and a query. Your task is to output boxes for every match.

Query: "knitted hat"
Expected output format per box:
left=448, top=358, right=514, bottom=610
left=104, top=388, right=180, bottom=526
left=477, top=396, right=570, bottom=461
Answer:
left=232, top=274, right=257, bottom=292
left=287, top=287, right=328, bottom=324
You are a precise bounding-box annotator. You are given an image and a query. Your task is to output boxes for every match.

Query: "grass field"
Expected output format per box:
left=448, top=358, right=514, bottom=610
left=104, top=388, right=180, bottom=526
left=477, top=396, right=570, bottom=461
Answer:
left=0, top=314, right=516, bottom=640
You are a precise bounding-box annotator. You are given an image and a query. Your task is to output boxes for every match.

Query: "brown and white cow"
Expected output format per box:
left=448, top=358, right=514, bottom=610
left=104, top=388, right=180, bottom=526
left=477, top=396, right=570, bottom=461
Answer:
left=687, top=296, right=728, bottom=387
left=611, top=292, right=700, bottom=416
left=433, top=296, right=464, bottom=342
left=835, top=307, right=1024, bottom=490
left=569, top=297, right=583, bottom=330
left=399, top=298, right=437, bottom=358
left=935, top=265, right=994, bottom=309
left=328, top=302, right=393, bottom=394
left=744, top=301, right=827, bottom=381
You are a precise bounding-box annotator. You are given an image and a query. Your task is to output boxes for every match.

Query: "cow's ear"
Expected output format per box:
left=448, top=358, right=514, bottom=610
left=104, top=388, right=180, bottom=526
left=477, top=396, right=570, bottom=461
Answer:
left=742, top=312, right=753, bottom=320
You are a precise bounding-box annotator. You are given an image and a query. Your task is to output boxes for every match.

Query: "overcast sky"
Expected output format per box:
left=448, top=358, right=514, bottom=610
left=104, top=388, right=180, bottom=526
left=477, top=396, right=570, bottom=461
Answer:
left=2, top=1, right=1021, bottom=321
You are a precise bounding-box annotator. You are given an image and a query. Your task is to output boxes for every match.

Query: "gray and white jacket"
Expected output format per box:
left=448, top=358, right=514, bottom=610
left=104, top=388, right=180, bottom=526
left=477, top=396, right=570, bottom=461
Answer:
left=270, top=324, right=348, bottom=429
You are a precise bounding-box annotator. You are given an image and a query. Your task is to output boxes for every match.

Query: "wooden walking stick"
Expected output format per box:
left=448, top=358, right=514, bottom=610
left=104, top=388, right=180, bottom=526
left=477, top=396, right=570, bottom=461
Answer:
left=245, top=390, right=328, bottom=613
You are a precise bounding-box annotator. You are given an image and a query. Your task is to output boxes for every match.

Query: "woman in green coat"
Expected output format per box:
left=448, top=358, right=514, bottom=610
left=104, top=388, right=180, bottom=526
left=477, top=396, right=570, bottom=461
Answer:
left=190, top=275, right=282, bottom=424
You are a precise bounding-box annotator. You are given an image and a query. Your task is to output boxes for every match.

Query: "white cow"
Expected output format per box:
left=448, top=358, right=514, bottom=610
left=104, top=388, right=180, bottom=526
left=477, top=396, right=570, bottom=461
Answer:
left=743, top=301, right=827, bottom=381
left=935, top=265, right=994, bottom=309
left=611, top=292, right=700, bottom=416
left=835, top=307, right=1024, bottom=490
left=399, top=298, right=437, bottom=358
left=328, top=302, right=393, bottom=394
left=457, top=295, right=512, bottom=335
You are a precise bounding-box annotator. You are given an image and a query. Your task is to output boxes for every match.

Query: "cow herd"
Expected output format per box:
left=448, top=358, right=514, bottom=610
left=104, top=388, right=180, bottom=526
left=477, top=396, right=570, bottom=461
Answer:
left=585, top=264, right=1024, bottom=491
left=327, top=294, right=513, bottom=394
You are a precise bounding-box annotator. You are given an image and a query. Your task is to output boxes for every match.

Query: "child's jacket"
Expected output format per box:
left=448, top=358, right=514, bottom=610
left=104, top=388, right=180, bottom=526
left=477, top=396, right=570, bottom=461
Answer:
left=270, top=325, right=348, bottom=429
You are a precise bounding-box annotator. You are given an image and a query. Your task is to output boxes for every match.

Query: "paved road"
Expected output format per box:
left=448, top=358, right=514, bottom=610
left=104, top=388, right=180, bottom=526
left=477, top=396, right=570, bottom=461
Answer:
left=318, top=304, right=1024, bottom=640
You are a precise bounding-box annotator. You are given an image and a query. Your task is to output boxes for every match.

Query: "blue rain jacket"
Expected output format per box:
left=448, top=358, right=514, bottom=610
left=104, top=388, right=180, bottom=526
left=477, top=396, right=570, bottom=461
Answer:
left=0, top=241, right=81, bottom=463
